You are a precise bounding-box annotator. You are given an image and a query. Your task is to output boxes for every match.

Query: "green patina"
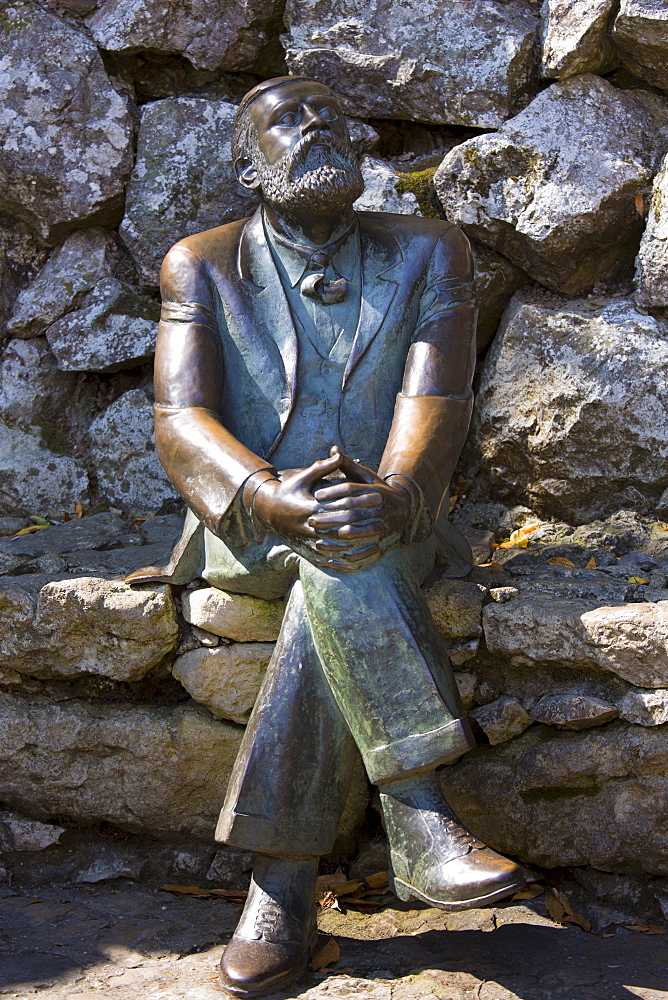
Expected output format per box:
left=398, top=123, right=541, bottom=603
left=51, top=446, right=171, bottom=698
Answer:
left=396, top=167, right=440, bottom=219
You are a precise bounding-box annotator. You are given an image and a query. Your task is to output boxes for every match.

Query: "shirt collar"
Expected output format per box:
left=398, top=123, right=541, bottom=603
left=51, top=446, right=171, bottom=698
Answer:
left=263, top=209, right=359, bottom=288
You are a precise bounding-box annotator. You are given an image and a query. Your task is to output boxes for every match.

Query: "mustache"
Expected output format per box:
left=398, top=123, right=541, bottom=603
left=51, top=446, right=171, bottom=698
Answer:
left=287, top=130, right=356, bottom=174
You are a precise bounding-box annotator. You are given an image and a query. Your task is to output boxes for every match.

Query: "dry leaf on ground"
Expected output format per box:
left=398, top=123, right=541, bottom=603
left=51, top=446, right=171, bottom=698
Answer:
left=546, top=557, right=576, bottom=568
left=544, top=888, right=591, bottom=932
left=311, top=936, right=340, bottom=971
left=624, top=918, right=665, bottom=935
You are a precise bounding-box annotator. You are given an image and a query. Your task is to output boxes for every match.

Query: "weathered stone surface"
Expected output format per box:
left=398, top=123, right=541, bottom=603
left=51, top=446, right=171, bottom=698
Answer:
left=454, top=670, right=477, bottom=710
left=485, top=594, right=668, bottom=688
left=470, top=241, right=526, bottom=352
left=0, top=338, right=79, bottom=433
left=172, top=643, right=273, bottom=724
left=0, top=423, right=88, bottom=517
left=86, top=0, right=283, bottom=72
left=182, top=588, right=286, bottom=642
left=7, top=230, right=118, bottom=339
left=435, top=75, right=668, bottom=295
left=0, top=575, right=178, bottom=681
left=347, top=120, right=380, bottom=157
left=612, top=0, right=668, bottom=92
left=283, top=0, right=539, bottom=128
left=541, top=0, right=618, bottom=79
left=88, top=389, right=176, bottom=512
left=619, top=687, right=668, bottom=726
left=424, top=580, right=484, bottom=640
left=46, top=278, right=159, bottom=372
left=0, top=811, right=65, bottom=852
left=530, top=693, right=619, bottom=729
left=441, top=720, right=668, bottom=873
left=635, top=152, right=668, bottom=311
left=0, top=511, right=126, bottom=562
left=470, top=292, right=668, bottom=521
left=470, top=696, right=532, bottom=745
left=120, top=97, right=258, bottom=285
left=0, top=694, right=243, bottom=839
left=353, top=157, right=420, bottom=216
left=0, top=215, right=48, bottom=338
left=0, top=1, right=134, bottom=241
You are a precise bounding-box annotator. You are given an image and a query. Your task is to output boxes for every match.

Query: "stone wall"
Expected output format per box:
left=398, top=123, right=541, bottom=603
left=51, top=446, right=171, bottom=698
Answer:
left=3, top=0, right=668, bottom=894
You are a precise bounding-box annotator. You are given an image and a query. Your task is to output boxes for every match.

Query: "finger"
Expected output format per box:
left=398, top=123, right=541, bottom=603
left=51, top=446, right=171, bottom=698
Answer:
left=314, top=483, right=382, bottom=503
left=291, top=451, right=342, bottom=490
left=342, top=542, right=381, bottom=562
left=337, top=451, right=383, bottom=486
left=314, top=493, right=382, bottom=512
left=315, top=523, right=383, bottom=548
left=308, top=509, right=380, bottom=528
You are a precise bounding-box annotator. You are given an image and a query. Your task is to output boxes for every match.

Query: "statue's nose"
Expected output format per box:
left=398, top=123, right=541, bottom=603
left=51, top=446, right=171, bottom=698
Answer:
left=300, top=103, right=329, bottom=134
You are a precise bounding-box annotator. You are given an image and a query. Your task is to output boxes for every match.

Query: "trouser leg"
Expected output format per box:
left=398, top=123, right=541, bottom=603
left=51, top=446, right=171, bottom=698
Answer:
left=298, top=547, right=475, bottom=786
left=216, top=578, right=359, bottom=856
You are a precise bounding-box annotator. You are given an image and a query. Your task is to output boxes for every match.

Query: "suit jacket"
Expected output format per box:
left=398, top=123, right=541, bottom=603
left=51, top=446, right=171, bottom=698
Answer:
left=150, top=207, right=477, bottom=554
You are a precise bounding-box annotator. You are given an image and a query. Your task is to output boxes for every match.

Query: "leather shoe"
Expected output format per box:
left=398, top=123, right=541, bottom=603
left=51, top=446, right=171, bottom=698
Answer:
left=380, top=771, right=534, bottom=910
left=219, top=853, right=319, bottom=997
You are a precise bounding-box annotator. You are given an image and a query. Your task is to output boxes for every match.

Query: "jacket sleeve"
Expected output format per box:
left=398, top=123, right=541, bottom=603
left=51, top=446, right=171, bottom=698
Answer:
left=378, top=224, right=477, bottom=529
left=153, top=244, right=275, bottom=538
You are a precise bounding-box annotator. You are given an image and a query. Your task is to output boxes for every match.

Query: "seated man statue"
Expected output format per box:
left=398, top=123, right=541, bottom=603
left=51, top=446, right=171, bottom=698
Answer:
left=129, top=75, right=532, bottom=997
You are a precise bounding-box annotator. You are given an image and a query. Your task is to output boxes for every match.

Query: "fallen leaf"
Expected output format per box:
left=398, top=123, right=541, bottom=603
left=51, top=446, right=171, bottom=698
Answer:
left=13, top=525, right=48, bottom=535
left=310, top=936, right=340, bottom=971
left=546, top=556, right=576, bottom=568
left=74, top=499, right=83, bottom=519
left=316, top=874, right=363, bottom=900
left=318, top=890, right=341, bottom=911
left=29, top=515, right=50, bottom=526
left=365, top=871, right=389, bottom=890
left=209, top=889, right=248, bottom=903
left=544, top=888, right=591, bottom=932
left=512, top=884, right=544, bottom=900
left=497, top=522, right=543, bottom=549
left=585, top=556, right=596, bottom=569
left=658, top=521, right=668, bottom=531
left=160, top=884, right=215, bottom=898
left=623, top=918, right=665, bottom=935
left=635, top=193, right=645, bottom=215
left=628, top=576, right=649, bottom=584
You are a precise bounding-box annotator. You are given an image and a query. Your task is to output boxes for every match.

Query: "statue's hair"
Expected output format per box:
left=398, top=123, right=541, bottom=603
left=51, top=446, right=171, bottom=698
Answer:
left=231, top=102, right=255, bottom=164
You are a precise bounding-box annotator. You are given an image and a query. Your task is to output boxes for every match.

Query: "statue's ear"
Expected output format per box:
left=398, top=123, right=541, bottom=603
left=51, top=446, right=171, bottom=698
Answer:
left=235, top=157, right=260, bottom=191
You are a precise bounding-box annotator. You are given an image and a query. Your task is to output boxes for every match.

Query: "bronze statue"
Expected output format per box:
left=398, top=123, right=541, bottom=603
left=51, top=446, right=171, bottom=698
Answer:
left=129, top=75, right=532, bottom=997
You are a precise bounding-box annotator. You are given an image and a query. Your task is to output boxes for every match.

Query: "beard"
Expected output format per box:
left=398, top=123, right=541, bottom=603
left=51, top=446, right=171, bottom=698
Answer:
left=251, top=129, right=364, bottom=216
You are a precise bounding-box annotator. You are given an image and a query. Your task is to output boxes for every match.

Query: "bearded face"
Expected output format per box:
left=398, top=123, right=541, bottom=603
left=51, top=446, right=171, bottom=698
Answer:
left=250, top=127, right=364, bottom=216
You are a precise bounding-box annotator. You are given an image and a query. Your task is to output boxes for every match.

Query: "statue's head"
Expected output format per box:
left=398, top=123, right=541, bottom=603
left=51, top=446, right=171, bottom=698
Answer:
left=232, top=76, right=364, bottom=217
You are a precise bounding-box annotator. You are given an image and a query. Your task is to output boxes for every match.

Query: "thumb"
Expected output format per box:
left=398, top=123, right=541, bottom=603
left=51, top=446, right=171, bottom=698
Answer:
left=336, top=449, right=383, bottom=486
left=291, top=450, right=343, bottom=490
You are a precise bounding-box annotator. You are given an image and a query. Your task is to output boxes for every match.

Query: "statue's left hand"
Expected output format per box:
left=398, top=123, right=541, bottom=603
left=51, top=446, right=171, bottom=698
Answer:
left=308, top=447, right=412, bottom=567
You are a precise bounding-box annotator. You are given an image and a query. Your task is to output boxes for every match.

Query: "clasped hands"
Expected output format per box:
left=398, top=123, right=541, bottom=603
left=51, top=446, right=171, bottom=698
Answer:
left=252, top=446, right=412, bottom=571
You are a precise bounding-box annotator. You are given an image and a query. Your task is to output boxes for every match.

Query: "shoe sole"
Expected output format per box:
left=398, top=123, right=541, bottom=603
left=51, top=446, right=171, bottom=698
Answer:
left=392, top=875, right=529, bottom=911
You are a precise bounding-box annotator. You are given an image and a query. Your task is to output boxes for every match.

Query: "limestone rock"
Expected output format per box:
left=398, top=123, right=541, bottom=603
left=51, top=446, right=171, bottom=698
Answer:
left=120, top=97, right=258, bottom=286
left=530, top=693, right=619, bottom=729
left=635, top=153, right=668, bottom=311
left=0, top=694, right=243, bottom=839
left=435, top=75, right=668, bottom=295
left=0, top=423, right=88, bottom=517
left=182, top=588, right=286, bottom=641
left=0, top=511, right=126, bottom=563
left=0, top=1, right=134, bottom=241
left=470, top=241, right=527, bottom=353
left=470, top=292, right=668, bottom=521
left=0, top=575, right=178, bottom=681
left=88, top=389, right=176, bottom=512
left=347, top=120, right=380, bottom=157
left=541, top=0, right=618, bottom=79
left=86, top=0, right=283, bottom=73
left=46, top=278, right=159, bottom=372
left=0, top=339, right=79, bottom=433
left=7, top=230, right=118, bottom=339
left=0, top=811, right=65, bottom=852
left=485, top=594, right=668, bottom=688
left=619, top=688, right=668, bottom=726
left=0, top=215, right=48, bottom=338
left=172, top=643, right=274, bottom=724
left=283, top=0, right=539, bottom=128
left=454, top=670, right=477, bottom=710
left=612, top=0, right=668, bottom=92
left=441, top=720, right=668, bottom=872
left=424, top=580, right=484, bottom=640
left=354, top=158, right=420, bottom=216
left=471, top=696, right=533, bottom=745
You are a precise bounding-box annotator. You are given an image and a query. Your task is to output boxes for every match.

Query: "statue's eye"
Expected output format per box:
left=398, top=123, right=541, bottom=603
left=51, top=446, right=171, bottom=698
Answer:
left=276, top=110, right=299, bottom=127
left=319, top=106, right=339, bottom=121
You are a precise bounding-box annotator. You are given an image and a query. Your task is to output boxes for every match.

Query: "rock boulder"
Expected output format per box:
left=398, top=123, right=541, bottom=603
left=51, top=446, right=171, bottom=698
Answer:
left=612, top=0, right=668, bottom=92
left=0, top=1, right=133, bottom=241
left=283, top=0, right=539, bottom=128
left=0, top=423, right=88, bottom=517
left=541, top=0, right=618, bottom=79
left=635, top=152, right=668, bottom=311
left=172, top=643, right=274, bottom=724
left=182, top=588, right=286, bottom=642
left=435, top=75, right=668, bottom=295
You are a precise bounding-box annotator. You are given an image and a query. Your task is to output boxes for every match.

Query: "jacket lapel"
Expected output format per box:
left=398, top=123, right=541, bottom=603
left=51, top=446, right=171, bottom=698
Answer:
left=343, top=213, right=403, bottom=386
left=238, top=209, right=298, bottom=431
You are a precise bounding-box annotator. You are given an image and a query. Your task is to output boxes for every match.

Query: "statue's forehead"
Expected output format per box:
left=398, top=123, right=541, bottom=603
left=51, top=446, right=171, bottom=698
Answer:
left=250, top=81, right=340, bottom=123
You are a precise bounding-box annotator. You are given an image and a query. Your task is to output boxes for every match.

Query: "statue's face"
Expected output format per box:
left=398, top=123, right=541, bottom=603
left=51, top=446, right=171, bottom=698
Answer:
left=243, top=80, right=364, bottom=216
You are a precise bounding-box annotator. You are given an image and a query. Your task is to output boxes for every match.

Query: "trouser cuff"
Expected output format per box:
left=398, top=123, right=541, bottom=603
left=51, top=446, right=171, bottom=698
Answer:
left=215, top=810, right=335, bottom=857
left=368, top=718, right=475, bottom=786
